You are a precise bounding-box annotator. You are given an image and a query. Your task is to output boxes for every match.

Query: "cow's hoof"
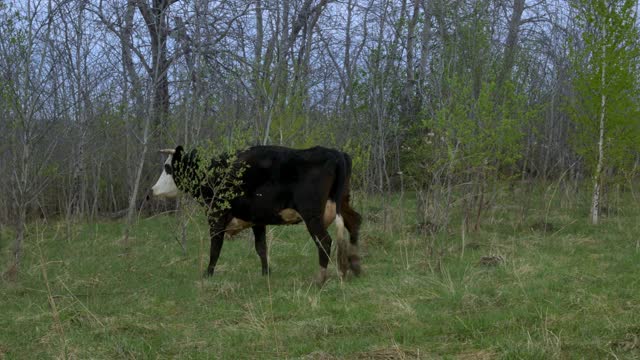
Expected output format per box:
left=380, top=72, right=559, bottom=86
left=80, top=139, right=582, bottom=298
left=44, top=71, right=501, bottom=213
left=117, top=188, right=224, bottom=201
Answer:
left=315, top=268, right=328, bottom=286
left=338, top=264, right=349, bottom=278
left=262, top=267, right=271, bottom=276
left=350, top=261, right=362, bottom=276
left=203, top=268, right=214, bottom=278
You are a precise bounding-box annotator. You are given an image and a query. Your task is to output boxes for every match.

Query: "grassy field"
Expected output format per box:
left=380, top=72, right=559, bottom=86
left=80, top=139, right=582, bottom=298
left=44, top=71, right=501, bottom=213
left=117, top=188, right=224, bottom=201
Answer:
left=1, top=186, right=640, bottom=359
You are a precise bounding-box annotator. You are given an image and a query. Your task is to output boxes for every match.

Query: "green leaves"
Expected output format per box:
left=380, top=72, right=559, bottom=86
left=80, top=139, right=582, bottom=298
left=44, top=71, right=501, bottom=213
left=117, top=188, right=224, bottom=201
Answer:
left=175, top=143, right=247, bottom=220
left=569, top=0, right=640, bottom=176
left=418, top=76, right=527, bottom=177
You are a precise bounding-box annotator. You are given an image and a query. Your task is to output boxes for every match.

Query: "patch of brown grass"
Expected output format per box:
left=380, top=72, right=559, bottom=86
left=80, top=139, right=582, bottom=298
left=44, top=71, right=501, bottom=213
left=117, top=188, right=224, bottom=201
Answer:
left=611, top=327, right=640, bottom=352
left=354, top=346, right=420, bottom=359
left=455, top=349, right=495, bottom=360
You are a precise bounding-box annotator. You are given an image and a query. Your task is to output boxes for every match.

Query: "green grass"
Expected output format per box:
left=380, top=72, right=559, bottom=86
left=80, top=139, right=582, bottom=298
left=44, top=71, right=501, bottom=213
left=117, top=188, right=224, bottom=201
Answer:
left=2, top=187, right=640, bottom=359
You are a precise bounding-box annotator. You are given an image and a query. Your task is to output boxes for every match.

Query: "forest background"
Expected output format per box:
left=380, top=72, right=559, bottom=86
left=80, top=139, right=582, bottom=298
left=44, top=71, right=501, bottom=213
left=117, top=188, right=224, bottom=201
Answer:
left=1, top=0, right=640, bottom=277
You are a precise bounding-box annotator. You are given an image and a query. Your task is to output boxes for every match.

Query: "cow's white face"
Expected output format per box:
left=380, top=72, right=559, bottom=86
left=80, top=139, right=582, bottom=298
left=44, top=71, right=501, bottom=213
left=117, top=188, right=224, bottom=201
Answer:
left=151, top=155, right=179, bottom=198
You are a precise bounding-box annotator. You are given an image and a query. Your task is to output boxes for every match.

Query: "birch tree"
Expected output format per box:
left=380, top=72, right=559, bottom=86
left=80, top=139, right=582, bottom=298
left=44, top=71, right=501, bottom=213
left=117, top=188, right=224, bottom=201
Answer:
left=570, top=0, right=640, bottom=224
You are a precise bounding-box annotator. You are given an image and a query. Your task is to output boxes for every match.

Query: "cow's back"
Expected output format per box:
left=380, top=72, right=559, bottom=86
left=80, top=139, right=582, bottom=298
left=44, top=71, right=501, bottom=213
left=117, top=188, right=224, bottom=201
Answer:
left=230, top=146, right=343, bottom=224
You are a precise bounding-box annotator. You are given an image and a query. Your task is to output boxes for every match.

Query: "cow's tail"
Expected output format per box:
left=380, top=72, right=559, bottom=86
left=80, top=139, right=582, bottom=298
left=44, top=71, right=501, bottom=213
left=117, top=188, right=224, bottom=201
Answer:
left=332, top=152, right=349, bottom=276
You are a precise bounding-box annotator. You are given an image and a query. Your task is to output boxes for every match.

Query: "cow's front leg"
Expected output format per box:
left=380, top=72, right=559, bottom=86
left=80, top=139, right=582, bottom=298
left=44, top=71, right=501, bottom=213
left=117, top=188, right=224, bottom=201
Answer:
left=205, top=218, right=226, bottom=277
left=252, top=225, right=270, bottom=275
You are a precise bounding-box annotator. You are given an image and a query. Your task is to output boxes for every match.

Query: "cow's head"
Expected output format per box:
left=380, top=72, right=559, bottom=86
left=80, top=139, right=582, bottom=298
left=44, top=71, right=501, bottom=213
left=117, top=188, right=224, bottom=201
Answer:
left=151, top=146, right=184, bottom=198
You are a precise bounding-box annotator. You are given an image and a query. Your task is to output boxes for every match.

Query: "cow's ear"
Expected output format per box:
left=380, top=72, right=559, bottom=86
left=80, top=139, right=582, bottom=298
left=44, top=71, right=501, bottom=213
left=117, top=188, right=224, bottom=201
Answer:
left=173, top=145, right=184, bottom=163
left=188, top=148, right=198, bottom=162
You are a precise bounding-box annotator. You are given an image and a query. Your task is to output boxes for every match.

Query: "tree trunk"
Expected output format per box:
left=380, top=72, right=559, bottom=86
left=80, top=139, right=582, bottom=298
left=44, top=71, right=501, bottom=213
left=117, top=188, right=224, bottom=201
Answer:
left=136, top=0, right=172, bottom=127
left=419, top=0, right=431, bottom=89
left=254, top=0, right=264, bottom=141
left=591, top=38, right=607, bottom=225
left=70, top=0, right=89, bottom=218
left=496, top=0, right=525, bottom=99
left=123, top=111, right=152, bottom=247
left=403, top=0, right=420, bottom=121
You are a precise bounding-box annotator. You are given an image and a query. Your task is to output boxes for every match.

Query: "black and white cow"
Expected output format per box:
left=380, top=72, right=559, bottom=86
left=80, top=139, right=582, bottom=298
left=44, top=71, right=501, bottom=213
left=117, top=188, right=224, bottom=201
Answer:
left=151, top=145, right=362, bottom=284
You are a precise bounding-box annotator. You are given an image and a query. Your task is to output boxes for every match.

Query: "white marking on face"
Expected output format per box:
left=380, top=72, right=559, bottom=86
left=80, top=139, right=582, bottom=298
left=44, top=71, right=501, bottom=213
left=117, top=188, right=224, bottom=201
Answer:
left=151, top=155, right=179, bottom=198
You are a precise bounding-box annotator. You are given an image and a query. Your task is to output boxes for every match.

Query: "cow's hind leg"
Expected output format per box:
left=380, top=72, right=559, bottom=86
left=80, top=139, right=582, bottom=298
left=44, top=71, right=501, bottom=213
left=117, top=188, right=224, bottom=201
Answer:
left=342, top=202, right=362, bottom=276
left=305, top=218, right=333, bottom=285
left=252, top=225, right=270, bottom=275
